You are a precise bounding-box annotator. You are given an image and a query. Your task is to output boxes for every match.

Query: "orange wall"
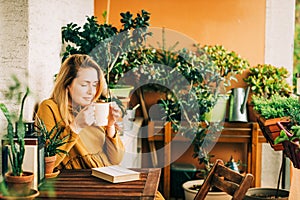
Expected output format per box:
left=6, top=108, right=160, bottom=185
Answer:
left=94, top=0, right=266, bottom=171
left=94, top=0, right=266, bottom=67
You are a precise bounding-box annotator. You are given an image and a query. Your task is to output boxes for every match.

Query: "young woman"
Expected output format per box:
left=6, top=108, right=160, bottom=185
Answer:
left=36, top=54, right=165, bottom=200
left=36, top=54, right=124, bottom=169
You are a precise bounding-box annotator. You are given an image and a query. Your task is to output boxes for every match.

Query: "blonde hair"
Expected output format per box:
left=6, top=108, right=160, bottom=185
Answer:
left=51, top=54, right=107, bottom=125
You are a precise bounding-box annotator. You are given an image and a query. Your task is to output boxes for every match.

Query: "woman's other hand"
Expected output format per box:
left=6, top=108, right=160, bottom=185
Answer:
left=107, top=101, right=122, bottom=127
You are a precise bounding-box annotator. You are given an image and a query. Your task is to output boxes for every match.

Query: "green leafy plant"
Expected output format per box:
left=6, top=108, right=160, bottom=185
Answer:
left=251, top=94, right=300, bottom=145
left=251, top=94, right=300, bottom=120
left=35, top=118, right=70, bottom=157
left=151, top=43, right=225, bottom=166
left=61, top=10, right=151, bottom=87
left=201, top=44, right=250, bottom=88
left=0, top=77, right=29, bottom=176
left=244, top=64, right=293, bottom=98
left=274, top=126, right=300, bottom=144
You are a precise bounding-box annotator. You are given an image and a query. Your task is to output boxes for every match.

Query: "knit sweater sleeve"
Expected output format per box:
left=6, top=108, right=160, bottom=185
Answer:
left=35, top=99, right=79, bottom=167
left=104, top=134, right=125, bottom=165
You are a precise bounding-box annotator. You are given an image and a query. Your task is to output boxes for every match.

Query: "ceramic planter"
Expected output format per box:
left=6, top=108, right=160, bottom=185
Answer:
left=205, top=94, right=229, bottom=122
left=110, top=85, right=134, bottom=98
left=244, top=188, right=289, bottom=200
left=182, top=180, right=231, bottom=200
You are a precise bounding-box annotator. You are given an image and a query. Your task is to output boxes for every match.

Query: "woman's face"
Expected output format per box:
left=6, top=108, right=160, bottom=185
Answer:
left=68, top=67, right=99, bottom=107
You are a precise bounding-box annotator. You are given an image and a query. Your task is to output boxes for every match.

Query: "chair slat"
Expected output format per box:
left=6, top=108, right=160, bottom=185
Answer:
left=193, top=159, right=254, bottom=200
left=212, top=174, right=238, bottom=196
left=216, top=164, right=243, bottom=183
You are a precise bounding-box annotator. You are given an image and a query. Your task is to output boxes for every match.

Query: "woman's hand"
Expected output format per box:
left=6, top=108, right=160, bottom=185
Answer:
left=105, top=102, right=122, bottom=138
left=70, top=104, right=95, bottom=133
left=107, top=102, right=122, bottom=127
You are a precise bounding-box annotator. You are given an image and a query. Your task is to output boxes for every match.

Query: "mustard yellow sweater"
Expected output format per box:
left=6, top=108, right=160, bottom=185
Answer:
left=36, top=99, right=125, bottom=169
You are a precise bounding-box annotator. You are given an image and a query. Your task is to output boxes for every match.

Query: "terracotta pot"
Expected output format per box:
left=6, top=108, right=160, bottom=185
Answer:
left=5, top=171, right=34, bottom=196
left=45, top=155, right=57, bottom=174
left=254, top=110, right=289, bottom=151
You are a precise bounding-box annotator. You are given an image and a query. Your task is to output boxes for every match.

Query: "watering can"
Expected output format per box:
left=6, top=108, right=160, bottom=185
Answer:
left=228, top=87, right=250, bottom=122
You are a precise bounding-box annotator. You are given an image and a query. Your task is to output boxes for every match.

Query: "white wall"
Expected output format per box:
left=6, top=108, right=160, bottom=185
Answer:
left=0, top=1, right=94, bottom=175
left=0, top=0, right=94, bottom=133
left=262, top=0, right=296, bottom=188
left=0, top=0, right=29, bottom=142
left=28, top=0, right=94, bottom=113
left=265, top=0, right=295, bottom=84
left=27, top=0, right=94, bottom=120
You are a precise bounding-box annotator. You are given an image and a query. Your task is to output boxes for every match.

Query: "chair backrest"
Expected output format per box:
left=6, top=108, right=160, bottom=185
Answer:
left=194, top=159, right=254, bottom=200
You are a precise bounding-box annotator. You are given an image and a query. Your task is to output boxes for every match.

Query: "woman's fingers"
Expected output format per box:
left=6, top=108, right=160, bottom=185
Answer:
left=110, top=102, right=121, bottom=120
left=76, top=104, right=96, bottom=127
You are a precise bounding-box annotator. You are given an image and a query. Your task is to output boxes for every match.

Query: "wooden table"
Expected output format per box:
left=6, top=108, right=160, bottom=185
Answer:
left=37, top=168, right=161, bottom=199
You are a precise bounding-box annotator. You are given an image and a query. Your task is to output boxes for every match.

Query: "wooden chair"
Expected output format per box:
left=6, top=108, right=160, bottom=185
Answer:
left=194, top=159, right=254, bottom=200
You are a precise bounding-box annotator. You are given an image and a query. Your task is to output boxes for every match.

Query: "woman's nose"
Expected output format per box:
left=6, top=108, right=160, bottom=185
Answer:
left=87, top=85, right=93, bottom=94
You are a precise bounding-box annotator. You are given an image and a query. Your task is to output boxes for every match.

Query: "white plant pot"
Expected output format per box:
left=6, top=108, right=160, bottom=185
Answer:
left=205, top=94, right=229, bottom=122
left=110, top=85, right=134, bottom=98
left=182, top=180, right=231, bottom=200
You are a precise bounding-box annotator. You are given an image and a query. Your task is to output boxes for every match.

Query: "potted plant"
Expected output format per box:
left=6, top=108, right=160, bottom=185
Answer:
left=244, top=64, right=293, bottom=99
left=0, top=77, right=34, bottom=197
left=274, top=124, right=300, bottom=169
left=154, top=43, right=226, bottom=185
left=61, top=10, right=151, bottom=99
left=35, top=118, right=70, bottom=176
left=245, top=94, right=294, bottom=200
left=250, top=94, right=299, bottom=150
left=200, top=44, right=250, bottom=122
left=201, top=44, right=250, bottom=88
left=244, top=63, right=293, bottom=122
left=273, top=98, right=300, bottom=169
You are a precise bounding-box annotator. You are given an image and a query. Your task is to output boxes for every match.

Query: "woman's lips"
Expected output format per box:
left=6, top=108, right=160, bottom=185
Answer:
left=83, top=97, right=92, bottom=101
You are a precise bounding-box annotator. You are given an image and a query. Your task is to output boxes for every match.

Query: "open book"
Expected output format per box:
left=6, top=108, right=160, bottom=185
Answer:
left=91, top=165, right=140, bottom=183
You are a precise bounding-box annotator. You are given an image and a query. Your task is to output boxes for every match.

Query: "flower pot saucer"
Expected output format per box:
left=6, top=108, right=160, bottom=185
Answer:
left=1, top=189, right=39, bottom=200
left=45, top=169, right=60, bottom=179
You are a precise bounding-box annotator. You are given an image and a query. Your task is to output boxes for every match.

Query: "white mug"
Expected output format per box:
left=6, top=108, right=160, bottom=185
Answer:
left=94, top=102, right=110, bottom=126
